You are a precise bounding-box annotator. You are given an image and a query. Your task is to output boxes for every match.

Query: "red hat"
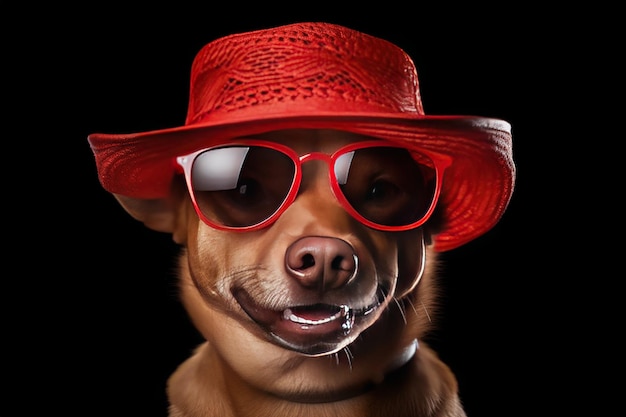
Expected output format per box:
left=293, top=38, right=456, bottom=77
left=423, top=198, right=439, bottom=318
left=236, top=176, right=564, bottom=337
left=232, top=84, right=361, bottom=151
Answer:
left=88, top=22, right=515, bottom=251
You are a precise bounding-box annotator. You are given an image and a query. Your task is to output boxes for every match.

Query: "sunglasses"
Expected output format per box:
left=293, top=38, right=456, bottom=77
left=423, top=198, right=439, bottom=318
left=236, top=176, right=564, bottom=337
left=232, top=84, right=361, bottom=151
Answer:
left=176, top=139, right=451, bottom=232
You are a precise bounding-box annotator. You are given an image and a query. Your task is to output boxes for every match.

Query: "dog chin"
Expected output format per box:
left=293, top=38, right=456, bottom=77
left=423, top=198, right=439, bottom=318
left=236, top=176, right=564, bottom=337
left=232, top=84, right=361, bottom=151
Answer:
left=233, top=284, right=391, bottom=356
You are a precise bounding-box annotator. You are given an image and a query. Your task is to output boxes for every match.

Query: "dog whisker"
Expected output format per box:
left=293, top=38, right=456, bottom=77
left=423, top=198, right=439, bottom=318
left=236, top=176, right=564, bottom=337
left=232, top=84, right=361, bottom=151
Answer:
left=404, top=296, right=418, bottom=316
left=226, top=266, right=268, bottom=280
left=420, top=301, right=433, bottom=324
left=393, top=296, right=433, bottom=325
left=212, top=268, right=259, bottom=294
left=343, top=347, right=354, bottom=372
left=224, top=267, right=293, bottom=309
left=393, top=297, right=408, bottom=325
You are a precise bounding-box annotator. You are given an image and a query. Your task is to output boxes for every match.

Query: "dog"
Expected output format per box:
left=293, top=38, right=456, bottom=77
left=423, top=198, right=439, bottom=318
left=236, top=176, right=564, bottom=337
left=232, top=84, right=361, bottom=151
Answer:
left=89, top=22, right=515, bottom=417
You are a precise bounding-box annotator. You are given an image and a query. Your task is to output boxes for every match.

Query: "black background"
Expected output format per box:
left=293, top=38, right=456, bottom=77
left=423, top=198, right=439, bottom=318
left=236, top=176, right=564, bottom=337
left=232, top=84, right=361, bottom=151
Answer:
left=15, top=5, right=588, bottom=416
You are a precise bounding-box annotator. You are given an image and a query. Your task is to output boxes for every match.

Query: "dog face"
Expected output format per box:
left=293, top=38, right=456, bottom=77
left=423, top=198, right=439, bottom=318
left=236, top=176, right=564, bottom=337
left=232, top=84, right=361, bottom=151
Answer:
left=150, top=129, right=442, bottom=401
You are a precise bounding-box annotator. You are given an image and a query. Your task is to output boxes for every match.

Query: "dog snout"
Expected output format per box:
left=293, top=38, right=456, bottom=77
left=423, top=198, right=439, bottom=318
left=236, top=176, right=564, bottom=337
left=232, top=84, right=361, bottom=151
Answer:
left=285, top=236, right=358, bottom=291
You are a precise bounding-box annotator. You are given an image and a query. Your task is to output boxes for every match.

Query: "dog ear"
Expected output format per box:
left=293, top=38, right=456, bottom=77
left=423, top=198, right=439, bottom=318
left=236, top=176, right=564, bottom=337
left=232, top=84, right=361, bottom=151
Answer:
left=114, top=195, right=178, bottom=233
left=113, top=177, right=190, bottom=243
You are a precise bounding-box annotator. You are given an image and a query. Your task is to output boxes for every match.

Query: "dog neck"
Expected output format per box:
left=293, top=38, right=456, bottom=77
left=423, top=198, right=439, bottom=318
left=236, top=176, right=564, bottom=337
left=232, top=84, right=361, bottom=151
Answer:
left=282, top=338, right=420, bottom=403
left=167, top=339, right=430, bottom=417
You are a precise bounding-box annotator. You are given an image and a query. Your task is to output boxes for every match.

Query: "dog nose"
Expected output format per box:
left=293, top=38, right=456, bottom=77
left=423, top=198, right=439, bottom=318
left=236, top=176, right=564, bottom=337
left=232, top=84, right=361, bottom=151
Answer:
left=285, top=236, right=358, bottom=290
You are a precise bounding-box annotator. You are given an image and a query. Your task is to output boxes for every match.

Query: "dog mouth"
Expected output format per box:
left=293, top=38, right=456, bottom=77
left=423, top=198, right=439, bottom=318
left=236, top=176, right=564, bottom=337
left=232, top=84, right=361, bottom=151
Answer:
left=234, top=287, right=387, bottom=356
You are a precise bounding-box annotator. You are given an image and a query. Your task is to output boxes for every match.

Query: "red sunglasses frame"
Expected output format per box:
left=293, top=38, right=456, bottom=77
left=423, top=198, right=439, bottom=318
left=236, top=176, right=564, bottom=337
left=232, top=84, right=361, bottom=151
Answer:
left=176, top=139, right=452, bottom=232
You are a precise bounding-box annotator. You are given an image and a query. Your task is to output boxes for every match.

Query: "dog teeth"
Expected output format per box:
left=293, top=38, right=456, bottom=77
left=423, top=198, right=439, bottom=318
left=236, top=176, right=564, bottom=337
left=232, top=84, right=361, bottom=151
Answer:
left=283, top=305, right=350, bottom=325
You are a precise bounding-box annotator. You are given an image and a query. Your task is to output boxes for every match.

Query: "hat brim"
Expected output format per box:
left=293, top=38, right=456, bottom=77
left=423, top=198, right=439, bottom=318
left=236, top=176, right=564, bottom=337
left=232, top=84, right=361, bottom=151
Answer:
left=88, top=113, right=515, bottom=251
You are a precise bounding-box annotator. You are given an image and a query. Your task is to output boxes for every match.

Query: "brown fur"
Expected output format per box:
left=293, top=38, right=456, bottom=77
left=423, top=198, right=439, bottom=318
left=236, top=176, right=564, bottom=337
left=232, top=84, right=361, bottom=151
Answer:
left=117, top=130, right=467, bottom=417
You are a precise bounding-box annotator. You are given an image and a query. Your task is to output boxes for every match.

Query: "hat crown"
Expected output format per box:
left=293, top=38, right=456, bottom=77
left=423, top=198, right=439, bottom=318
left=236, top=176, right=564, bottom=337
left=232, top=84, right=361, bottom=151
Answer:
left=186, top=22, right=424, bottom=125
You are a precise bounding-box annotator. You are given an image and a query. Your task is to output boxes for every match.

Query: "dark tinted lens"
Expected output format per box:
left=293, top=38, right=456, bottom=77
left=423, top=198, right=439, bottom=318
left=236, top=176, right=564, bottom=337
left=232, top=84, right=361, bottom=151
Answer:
left=191, top=146, right=295, bottom=227
left=335, top=147, right=436, bottom=226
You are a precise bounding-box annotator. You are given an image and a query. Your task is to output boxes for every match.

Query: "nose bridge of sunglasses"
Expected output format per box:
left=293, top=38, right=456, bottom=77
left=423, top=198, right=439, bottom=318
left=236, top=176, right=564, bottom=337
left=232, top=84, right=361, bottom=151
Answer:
left=262, top=152, right=353, bottom=227
left=294, top=152, right=333, bottom=189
